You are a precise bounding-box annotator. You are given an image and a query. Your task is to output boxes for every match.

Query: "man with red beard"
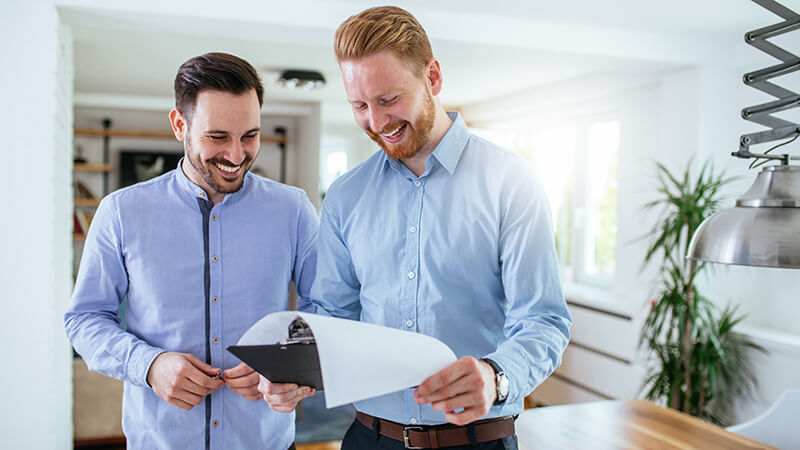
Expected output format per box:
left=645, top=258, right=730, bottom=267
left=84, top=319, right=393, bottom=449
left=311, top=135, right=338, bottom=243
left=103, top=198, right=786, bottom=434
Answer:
left=65, top=52, right=318, bottom=449
left=260, top=7, right=571, bottom=450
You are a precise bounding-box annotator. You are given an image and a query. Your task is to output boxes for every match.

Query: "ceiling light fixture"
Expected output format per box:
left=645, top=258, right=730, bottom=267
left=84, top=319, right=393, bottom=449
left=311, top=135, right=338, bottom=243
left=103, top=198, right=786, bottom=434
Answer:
left=688, top=0, right=800, bottom=269
left=276, top=70, right=326, bottom=90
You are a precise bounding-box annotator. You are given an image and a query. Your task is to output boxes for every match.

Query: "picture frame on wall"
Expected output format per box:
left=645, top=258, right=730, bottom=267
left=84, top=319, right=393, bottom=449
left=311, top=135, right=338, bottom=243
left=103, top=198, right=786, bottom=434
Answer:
left=119, top=151, right=183, bottom=188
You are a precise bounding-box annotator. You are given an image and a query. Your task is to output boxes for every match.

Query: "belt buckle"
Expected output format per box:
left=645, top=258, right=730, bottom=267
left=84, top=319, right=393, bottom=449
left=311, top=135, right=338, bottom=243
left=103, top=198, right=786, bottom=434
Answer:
left=402, top=426, right=424, bottom=449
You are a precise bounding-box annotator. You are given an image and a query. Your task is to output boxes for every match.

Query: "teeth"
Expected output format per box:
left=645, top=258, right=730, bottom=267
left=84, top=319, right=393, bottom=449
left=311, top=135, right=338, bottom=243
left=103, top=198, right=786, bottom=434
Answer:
left=382, top=124, right=405, bottom=139
left=216, top=163, right=240, bottom=173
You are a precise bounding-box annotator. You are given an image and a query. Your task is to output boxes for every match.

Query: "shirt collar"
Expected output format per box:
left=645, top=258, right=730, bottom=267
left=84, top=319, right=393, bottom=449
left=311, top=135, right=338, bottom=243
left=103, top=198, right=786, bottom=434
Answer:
left=431, top=111, right=468, bottom=175
left=380, top=111, right=469, bottom=176
left=175, top=157, right=211, bottom=201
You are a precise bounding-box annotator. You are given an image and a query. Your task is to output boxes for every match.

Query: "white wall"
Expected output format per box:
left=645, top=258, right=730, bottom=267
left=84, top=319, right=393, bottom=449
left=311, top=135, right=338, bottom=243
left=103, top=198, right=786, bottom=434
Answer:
left=0, top=2, right=74, bottom=448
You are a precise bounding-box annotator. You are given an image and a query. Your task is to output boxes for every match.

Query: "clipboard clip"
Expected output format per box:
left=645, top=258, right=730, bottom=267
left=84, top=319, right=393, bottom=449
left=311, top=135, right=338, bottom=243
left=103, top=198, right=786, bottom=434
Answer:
left=279, top=317, right=316, bottom=345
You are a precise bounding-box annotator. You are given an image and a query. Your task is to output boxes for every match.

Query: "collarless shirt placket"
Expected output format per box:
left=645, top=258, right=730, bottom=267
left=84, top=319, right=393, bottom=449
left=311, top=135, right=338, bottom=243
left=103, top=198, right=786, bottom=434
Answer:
left=207, top=202, right=224, bottom=449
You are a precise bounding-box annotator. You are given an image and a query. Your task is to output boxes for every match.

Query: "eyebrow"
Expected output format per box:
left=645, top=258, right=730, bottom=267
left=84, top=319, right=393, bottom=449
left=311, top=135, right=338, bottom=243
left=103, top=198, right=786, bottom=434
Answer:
left=205, top=127, right=261, bottom=135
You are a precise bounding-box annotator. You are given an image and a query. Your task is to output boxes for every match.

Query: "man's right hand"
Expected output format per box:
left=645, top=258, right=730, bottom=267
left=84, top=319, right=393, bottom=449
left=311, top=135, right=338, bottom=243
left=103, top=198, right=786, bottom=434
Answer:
left=147, top=352, right=224, bottom=410
left=257, top=375, right=315, bottom=413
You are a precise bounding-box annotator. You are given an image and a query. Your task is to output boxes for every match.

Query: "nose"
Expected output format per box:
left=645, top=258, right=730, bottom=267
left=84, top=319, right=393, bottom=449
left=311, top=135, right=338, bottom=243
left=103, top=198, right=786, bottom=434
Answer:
left=367, top=107, right=390, bottom=134
left=226, top=139, right=246, bottom=165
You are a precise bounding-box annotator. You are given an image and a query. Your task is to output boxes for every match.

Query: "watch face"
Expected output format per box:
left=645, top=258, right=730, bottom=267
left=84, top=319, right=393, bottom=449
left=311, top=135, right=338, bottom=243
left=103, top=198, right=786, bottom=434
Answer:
left=497, top=373, right=509, bottom=402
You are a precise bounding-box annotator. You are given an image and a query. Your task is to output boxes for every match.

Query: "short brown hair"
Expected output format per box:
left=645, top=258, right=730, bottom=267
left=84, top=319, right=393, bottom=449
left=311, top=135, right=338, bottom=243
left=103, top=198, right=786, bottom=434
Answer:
left=174, top=52, right=264, bottom=123
left=334, top=6, right=433, bottom=76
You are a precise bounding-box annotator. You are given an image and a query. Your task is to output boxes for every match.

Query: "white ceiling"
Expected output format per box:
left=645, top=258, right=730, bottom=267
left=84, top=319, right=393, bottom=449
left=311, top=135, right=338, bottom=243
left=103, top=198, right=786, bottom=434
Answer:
left=59, top=0, right=796, bottom=123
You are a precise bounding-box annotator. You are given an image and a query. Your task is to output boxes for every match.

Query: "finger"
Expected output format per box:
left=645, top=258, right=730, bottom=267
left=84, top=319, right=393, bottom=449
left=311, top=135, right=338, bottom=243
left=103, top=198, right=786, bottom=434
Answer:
left=264, top=382, right=300, bottom=396
left=183, top=363, right=225, bottom=390
left=222, top=362, right=253, bottom=379
left=225, top=371, right=260, bottom=389
left=230, top=385, right=262, bottom=401
left=415, top=358, right=473, bottom=402
left=240, top=391, right=263, bottom=401
left=169, top=397, right=196, bottom=411
left=167, top=386, right=206, bottom=408
left=422, top=373, right=482, bottom=405
left=266, top=386, right=315, bottom=407
left=266, top=387, right=315, bottom=412
left=430, top=390, right=486, bottom=413
left=179, top=379, right=213, bottom=397
left=444, top=405, right=489, bottom=426
left=184, top=353, right=221, bottom=377
left=186, top=372, right=225, bottom=392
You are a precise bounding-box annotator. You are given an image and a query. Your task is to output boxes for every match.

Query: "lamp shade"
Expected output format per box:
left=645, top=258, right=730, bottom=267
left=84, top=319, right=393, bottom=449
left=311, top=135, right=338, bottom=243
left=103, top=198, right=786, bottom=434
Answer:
left=688, top=165, right=800, bottom=269
left=276, top=70, right=325, bottom=90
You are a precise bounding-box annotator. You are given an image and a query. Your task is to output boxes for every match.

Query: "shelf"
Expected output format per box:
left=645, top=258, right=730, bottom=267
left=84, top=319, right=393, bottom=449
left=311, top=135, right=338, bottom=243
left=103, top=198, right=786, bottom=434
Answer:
left=74, top=163, right=112, bottom=172
left=74, top=198, right=101, bottom=207
left=74, top=127, right=289, bottom=144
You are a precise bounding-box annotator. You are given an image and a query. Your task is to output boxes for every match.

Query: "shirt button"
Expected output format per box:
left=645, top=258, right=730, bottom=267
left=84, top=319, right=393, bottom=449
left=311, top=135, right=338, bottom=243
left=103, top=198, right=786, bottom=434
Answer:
left=212, top=296, right=218, bottom=303
left=407, top=272, right=415, bottom=279
left=409, top=226, right=417, bottom=233
left=409, top=418, right=417, bottom=424
left=213, top=337, right=219, bottom=344
left=212, top=255, right=218, bottom=262
left=414, top=181, right=422, bottom=187
left=212, top=214, right=217, bottom=221
left=212, top=420, right=219, bottom=427
left=406, top=320, right=413, bottom=327
left=199, top=192, right=205, bottom=198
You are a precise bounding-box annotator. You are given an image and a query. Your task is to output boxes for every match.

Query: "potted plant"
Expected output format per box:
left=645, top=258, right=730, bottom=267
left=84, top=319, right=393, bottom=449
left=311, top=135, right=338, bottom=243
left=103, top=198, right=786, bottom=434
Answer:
left=639, top=160, right=766, bottom=425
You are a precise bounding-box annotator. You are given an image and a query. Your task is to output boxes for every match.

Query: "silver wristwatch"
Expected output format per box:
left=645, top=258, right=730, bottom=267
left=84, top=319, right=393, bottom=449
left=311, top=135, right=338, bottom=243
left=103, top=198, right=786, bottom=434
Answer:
left=481, top=358, right=509, bottom=404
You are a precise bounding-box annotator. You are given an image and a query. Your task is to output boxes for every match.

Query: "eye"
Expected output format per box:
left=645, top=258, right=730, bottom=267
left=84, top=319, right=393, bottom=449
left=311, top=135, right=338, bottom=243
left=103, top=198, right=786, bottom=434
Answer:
left=380, top=96, right=398, bottom=105
left=208, top=135, right=227, bottom=141
left=243, top=133, right=258, bottom=140
left=352, top=102, right=367, bottom=111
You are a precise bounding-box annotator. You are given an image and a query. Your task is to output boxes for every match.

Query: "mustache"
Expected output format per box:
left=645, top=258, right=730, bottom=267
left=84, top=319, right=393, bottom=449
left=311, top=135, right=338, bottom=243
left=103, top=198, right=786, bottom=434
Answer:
left=372, top=121, right=406, bottom=135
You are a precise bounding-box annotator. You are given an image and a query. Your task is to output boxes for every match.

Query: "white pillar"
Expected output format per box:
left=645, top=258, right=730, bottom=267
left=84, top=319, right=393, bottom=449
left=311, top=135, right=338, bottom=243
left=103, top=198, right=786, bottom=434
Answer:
left=0, top=2, right=74, bottom=448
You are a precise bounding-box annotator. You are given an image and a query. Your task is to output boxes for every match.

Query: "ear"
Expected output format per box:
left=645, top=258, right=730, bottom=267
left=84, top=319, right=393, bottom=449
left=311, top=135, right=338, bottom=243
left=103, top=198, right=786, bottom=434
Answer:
left=425, top=58, right=443, bottom=96
left=169, top=108, right=187, bottom=142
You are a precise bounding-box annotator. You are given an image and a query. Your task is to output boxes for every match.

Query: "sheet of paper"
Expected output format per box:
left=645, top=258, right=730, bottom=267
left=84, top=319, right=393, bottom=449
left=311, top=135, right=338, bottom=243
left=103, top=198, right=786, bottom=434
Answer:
left=237, top=311, right=457, bottom=408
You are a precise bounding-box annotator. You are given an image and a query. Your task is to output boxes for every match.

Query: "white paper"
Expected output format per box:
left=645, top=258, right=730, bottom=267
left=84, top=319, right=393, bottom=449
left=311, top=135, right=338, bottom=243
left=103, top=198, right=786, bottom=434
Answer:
left=237, top=311, right=457, bottom=408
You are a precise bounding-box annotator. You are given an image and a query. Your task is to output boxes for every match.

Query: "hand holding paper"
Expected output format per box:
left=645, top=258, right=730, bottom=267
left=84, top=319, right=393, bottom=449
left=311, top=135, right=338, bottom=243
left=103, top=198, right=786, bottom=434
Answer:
left=230, top=312, right=457, bottom=409
left=414, top=356, right=498, bottom=425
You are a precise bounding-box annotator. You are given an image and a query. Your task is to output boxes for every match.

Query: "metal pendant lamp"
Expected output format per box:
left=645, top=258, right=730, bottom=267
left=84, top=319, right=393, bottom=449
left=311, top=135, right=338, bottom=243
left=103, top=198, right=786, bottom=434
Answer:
left=687, top=0, right=800, bottom=269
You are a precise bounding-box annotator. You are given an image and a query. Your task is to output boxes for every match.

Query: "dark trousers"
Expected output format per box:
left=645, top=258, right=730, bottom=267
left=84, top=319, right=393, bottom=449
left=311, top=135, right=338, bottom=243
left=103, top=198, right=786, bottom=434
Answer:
left=341, top=418, right=519, bottom=450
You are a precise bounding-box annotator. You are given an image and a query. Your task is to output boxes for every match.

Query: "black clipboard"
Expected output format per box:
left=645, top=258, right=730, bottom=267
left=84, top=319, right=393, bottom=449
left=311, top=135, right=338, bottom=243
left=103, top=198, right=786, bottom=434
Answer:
left=227, top=317, right=324, bottom=390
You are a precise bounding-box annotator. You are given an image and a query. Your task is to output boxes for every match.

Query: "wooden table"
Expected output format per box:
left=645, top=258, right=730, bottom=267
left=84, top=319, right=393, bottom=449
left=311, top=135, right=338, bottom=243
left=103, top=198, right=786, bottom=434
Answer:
left=516, top=400, right=773, bottom=449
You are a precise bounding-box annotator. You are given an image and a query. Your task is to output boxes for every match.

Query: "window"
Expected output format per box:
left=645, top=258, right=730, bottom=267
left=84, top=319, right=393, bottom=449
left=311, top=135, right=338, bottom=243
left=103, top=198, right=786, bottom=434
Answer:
left=474, top=117, right=619, bottom=286
left=319, top=135, right=350, bottom=201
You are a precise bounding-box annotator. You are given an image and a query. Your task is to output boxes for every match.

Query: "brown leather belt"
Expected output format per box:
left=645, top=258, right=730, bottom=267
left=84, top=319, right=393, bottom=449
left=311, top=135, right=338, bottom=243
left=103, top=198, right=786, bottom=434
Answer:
left=355, top=411, right=515, bottom=449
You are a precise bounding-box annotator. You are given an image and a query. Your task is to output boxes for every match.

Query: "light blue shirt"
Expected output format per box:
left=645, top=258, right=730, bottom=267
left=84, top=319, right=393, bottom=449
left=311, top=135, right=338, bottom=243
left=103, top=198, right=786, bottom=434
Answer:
left=311, top=112, right=571, bottom=425
left=65, top=163, right=318, bottom=450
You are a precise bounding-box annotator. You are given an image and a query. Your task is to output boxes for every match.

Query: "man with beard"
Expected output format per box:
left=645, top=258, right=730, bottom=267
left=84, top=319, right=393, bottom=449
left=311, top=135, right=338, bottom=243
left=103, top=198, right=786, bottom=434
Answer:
left=65, top=52, right=318, bottom=450
left=259, top=7, right=571, bottom=450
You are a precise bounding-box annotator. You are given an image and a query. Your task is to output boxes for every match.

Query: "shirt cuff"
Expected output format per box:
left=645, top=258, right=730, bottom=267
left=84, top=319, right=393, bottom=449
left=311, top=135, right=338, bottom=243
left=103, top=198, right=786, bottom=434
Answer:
left=129, top=344, right=166, bottom=388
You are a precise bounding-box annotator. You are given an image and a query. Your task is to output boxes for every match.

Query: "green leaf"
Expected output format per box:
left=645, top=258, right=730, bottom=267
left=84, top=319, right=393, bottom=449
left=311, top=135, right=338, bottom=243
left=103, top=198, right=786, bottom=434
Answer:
left=638, top=159, right=763, bottom=425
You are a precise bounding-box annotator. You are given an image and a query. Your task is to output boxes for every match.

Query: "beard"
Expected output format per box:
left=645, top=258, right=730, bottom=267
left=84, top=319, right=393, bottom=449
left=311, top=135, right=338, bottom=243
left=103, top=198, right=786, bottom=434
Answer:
left=366, top=89, right=436, bottom=161
left=185, top=135, right=254, bottom=196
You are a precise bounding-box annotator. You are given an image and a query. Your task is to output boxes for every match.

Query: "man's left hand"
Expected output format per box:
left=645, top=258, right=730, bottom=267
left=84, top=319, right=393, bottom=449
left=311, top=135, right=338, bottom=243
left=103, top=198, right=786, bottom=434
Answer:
left=223, top=362, right=262, bottom=401
left=413, top=356, right=497, bottom=426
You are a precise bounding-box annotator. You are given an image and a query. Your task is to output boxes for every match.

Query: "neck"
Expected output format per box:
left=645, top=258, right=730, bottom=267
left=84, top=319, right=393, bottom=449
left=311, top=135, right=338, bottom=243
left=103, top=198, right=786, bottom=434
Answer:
left=181, top=158, right=224, bottom=205
left=402, top=107, right=452, bottom=177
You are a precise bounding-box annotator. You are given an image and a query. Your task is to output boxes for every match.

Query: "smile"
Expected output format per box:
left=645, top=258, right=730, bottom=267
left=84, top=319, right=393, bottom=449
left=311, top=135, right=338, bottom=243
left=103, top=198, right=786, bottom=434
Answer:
left=382, top=123, right=407, bottom=141
left=215, top=163, right=241, bottom=174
